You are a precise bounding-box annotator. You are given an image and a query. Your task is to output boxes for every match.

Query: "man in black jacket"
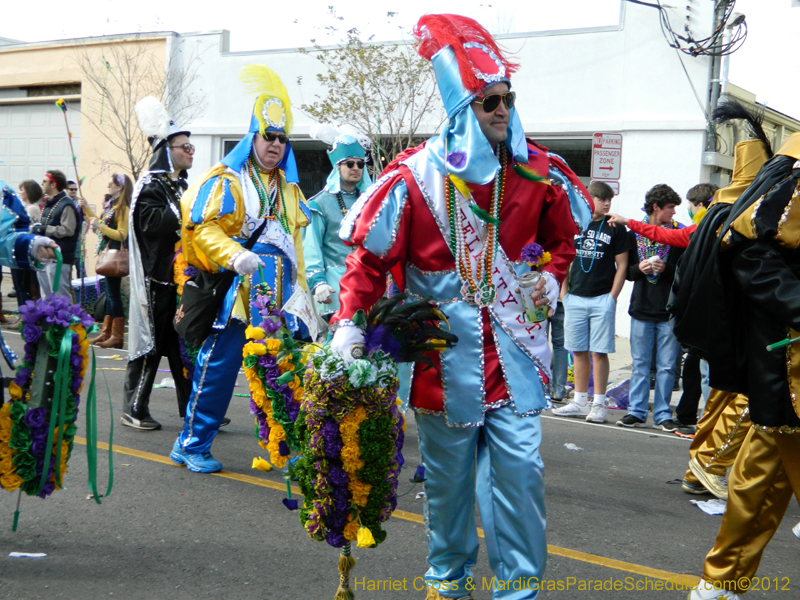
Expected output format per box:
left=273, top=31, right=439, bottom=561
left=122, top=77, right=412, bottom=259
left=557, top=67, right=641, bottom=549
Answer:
left=618, top=184, right=684, bottom=430
left=121, top=114, right=194, bottom=431
left=36, top=169, right=80, bottom=299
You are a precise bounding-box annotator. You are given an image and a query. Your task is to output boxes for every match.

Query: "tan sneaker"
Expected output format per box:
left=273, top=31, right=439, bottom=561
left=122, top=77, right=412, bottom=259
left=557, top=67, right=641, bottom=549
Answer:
left=688, top=457, right=729, bottom=500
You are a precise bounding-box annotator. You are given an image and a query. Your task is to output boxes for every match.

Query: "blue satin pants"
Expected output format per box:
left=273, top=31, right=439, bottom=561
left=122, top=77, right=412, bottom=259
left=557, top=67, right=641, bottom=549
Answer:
left=178, top=320, right=247, bottom=453
left=416, top=407, right=547, bottom=599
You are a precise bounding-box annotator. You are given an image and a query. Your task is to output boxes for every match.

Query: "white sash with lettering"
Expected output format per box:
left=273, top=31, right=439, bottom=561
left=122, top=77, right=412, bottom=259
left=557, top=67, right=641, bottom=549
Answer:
left=227, top=165, right=314, bottom=331
left=403, top=150, right=552, bottom=373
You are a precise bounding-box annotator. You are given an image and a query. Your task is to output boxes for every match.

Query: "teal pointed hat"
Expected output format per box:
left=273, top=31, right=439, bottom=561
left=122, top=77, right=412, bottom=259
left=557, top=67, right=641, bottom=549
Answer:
left=309, top=124, right=372, bottom=194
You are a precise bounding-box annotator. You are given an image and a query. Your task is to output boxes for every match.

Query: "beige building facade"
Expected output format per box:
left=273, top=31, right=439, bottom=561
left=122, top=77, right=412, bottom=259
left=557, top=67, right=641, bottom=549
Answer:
left=0, top=33, right=170, bottom=272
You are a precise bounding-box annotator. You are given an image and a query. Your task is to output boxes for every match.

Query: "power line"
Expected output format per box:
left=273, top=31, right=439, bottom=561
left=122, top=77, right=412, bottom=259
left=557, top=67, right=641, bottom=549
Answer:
left=625, top=0, right=747, bottom=57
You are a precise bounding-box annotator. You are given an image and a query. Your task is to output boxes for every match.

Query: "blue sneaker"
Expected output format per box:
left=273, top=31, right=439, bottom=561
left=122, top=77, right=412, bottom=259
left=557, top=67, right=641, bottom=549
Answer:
left=170, top=439, right=222, bottom=473
left=681, top=479, right=709, bottom=495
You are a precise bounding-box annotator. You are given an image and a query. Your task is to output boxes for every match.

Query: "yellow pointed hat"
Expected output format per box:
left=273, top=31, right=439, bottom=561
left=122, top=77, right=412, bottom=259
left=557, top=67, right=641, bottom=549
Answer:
left=240, top=64, right=293, bottom=136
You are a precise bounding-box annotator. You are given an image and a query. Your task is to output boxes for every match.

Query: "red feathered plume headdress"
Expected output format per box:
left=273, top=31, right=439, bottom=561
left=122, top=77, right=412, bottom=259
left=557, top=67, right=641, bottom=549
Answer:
left=414, top=14, right=519, bottom=95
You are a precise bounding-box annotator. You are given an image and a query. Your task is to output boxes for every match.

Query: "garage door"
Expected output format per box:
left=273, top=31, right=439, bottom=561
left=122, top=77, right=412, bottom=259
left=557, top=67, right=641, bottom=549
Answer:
left=0, top=100, right=81, bottom=187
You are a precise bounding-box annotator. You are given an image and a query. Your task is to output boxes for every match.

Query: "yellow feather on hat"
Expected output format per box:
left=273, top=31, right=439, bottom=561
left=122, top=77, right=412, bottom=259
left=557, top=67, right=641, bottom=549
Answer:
left=240, top=64, right=293, bottom=136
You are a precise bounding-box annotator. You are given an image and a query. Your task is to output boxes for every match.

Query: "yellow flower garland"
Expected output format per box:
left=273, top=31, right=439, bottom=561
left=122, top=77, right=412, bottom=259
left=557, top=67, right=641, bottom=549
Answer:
left=242, top=338, right=299, bottom=468
left=173, top=248, right=190, bottom=296
left=338, top=405, right=372, bottom=530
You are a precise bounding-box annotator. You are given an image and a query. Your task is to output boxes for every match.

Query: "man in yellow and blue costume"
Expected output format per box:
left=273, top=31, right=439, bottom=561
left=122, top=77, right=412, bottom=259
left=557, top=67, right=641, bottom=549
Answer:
left=171, top=65, right=311, bottom=473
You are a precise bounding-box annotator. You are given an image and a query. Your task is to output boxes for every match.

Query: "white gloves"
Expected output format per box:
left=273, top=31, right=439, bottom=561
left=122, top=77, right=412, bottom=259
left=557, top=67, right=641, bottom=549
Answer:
left=313, top=284, right=335, bottom=304
left=331, top=322, right=366, bottom=366
left=541, top=271, right=560, bottom=312
left=31, top=236, right=58, bottom=264
left=232, top=251, right=264, bottom=276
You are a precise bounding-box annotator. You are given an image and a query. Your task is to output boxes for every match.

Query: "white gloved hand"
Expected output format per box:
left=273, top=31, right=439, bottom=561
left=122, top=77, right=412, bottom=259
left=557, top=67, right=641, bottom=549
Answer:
left=542, top=271, right=560, bottom=311
left=331, top=322, right=366, bottom=366
left=31, top=236, right=59, bottom=264
left=232, top=251, right=264, bottom=276
left=313, top=284, right=335, bottom=305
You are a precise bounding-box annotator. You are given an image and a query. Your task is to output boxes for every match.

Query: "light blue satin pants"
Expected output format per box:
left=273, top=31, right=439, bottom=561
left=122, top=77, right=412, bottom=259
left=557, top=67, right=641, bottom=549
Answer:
left=178, top=320, right=247, bottom=453
left=416, top=407, right=546, bottom=599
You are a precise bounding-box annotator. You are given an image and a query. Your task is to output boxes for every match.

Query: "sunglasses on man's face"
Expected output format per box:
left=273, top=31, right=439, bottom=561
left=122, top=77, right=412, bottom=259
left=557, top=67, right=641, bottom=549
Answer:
left=344, top=160, right=365, bottom=170
left=68, top=187, right=78, bottom=192
left=264, top=132, right=289, bottom=145
left=169, top=143, right=195, bottom=154
left=473, top=91, right=516, bottom=113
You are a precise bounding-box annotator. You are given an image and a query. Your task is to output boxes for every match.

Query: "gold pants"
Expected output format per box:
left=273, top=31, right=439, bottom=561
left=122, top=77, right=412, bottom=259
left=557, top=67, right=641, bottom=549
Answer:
left=702, top=427, right=800, bottom=591
left=684, top=389, right=749, bottom=483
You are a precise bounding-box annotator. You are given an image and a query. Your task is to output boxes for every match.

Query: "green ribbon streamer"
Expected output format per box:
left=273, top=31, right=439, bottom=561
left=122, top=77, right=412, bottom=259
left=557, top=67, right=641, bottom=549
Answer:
left=53, top=248, right=62, bottom=292
left=12, top=490, right=21, bottom=532
left=85, top=350, right=114, bottom=504
left=35, top=327, right=72, bottom=496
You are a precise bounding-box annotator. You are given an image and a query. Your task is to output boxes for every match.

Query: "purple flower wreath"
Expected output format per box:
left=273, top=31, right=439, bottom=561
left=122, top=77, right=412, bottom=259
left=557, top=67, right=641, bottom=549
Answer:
left=0, top=296, right=92, bottom=498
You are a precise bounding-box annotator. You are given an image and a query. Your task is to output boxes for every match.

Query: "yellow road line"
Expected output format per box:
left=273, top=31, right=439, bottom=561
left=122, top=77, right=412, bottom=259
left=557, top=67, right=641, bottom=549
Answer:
left=73, top=437, right=700, bottom=585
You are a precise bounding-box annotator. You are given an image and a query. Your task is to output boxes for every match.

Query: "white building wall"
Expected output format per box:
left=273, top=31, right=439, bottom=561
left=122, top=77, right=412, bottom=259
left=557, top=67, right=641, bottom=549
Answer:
left=173, top=0, right=719, bottom=338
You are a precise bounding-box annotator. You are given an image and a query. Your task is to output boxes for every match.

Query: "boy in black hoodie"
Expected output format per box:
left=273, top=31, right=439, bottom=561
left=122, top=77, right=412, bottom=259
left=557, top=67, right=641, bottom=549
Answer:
left=618, top=184, right=685, bottom=430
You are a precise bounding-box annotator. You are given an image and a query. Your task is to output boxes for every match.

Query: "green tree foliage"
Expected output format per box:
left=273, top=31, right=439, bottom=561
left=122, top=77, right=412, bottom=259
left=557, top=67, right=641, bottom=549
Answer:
left=298, top=11, right=444, bottom=169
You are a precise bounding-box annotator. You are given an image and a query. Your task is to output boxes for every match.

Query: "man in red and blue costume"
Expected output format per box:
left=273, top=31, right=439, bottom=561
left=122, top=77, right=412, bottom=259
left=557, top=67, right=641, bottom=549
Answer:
left=330, top=15, right=591, bottom=600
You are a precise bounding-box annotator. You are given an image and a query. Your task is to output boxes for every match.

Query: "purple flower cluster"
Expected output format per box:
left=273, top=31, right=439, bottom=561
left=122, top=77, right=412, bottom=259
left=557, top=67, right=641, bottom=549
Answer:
left=11, top=296, right=91, bottom=498
left=520, top=243, right=545, bottom=265
left=177, top=336, right=196, bottom=382
left=320, top=418, right=350, bottom=547
left=252, top=283, right=283, bottom=321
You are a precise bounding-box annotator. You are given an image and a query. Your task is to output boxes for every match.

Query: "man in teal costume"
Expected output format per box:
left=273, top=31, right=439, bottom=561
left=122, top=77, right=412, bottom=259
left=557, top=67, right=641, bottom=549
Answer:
left=304, top=126, right=372, bottom=322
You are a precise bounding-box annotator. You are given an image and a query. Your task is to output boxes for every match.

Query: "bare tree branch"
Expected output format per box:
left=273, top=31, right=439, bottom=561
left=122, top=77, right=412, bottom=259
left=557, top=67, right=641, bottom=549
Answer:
left=298, top=13, right=444, bottom=171
left=72, top=36, right=205, bottom=180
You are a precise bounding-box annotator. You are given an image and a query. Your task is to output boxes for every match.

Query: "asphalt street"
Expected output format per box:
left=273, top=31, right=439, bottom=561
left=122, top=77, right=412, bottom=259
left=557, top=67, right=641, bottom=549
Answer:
left=0, top=325, right=797, bottom=600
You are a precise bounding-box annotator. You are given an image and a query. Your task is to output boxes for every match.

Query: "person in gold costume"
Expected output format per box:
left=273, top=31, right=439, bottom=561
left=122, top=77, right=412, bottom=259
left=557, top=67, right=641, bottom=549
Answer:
left=170, top=65, right=310, bottom=473
left=688, top=133, right=800, bottom=599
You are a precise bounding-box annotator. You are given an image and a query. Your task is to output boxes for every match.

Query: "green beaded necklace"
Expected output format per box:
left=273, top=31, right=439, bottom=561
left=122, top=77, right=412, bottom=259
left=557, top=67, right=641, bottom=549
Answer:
left=247, top=156, right=290, bottom=234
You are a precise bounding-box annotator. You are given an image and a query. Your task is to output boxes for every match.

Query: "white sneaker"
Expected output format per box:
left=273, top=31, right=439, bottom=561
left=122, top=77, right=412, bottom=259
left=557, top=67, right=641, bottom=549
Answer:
left=586, top=403, right=607, bottom=423
left=552, top=401, right=590, bottom=418
left=688, top=579, right=743, bottom=600
left=793, top=520, right=800, bottom=540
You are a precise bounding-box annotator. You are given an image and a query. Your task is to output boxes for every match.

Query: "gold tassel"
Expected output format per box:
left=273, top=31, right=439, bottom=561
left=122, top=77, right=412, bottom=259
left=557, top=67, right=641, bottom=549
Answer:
left=334, top=542, right=357, bottom=600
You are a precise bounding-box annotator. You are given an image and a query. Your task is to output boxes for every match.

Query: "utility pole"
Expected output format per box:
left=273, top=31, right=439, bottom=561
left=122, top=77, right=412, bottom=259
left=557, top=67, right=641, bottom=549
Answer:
left=705, top=0, right=729, bottom=151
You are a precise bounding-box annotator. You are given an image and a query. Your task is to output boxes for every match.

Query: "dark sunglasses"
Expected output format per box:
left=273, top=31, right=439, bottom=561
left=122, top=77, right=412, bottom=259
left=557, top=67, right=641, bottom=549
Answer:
left=67, top=187, right=78, bottom=191
left=169, top=143, right=196, bottom=154
left=344, top=160, right=365, bottom=169
left=264, top=132, right=289, bottom=144
left=473, top=91, right=516, bottom=113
